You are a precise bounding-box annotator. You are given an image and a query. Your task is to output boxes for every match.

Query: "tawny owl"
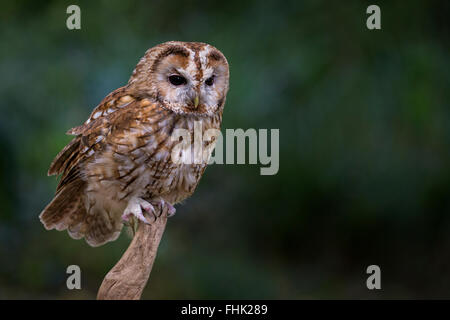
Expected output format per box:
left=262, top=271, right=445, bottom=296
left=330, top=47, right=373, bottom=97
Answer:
left=39, top=41, right=229, bottom=247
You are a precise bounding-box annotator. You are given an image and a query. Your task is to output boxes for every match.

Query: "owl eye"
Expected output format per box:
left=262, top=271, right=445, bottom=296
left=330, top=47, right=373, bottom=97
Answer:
left=205, top=76, right=215, bottom=86
left=168, top=75, right=187, bottom=86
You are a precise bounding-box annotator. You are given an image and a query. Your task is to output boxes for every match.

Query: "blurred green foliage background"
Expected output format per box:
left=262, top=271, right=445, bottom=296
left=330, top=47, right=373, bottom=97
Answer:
left=1, top=0, right=449, bottom=299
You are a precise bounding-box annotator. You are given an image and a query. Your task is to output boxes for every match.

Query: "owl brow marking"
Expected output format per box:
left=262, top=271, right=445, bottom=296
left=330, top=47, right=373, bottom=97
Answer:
left=161, top=45, right=190, bottom=58
left=207, top=50, right=224, bottom=62
left=151, top=45, right=190, bottom=72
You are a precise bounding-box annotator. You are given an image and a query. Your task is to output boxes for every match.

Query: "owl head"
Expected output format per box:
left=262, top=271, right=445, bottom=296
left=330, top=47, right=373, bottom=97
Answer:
left=128, top=41, right=229, bottom=116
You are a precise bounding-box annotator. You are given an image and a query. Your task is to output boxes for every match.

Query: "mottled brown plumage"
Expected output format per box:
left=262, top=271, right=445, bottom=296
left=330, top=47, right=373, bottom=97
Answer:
left=40, top=41, right=229, bottom=246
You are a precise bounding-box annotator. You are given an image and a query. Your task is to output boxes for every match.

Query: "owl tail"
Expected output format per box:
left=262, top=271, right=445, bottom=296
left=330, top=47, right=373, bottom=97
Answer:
left=39, top=179, right=87, bottom=234
left=40, top=178, right=123, bottom=247
left=47, top=137, right=81, bottom=176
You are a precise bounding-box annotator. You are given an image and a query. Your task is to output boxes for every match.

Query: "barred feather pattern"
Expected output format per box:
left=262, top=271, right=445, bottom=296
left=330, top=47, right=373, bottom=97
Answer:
left=41, top=89, right=222, bottom=246
left=40, top=41, right=228, bottom=247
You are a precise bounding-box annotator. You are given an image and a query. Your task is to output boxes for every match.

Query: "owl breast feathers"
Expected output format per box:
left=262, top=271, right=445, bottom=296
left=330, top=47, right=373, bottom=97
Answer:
left=39, top=41, right=229, bottom=246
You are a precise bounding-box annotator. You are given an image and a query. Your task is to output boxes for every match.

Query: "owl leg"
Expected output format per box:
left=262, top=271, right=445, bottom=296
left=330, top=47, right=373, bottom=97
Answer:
left=121, top=197, right=155, bottom=224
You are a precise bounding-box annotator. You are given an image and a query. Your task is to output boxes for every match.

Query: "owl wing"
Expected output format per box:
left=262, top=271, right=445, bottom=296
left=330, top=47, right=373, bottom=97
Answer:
left=41, top=87, right=177, bottom=246
left=48, top=87, right=131, bottom=179
left=49, top=87, right=174, bottom=192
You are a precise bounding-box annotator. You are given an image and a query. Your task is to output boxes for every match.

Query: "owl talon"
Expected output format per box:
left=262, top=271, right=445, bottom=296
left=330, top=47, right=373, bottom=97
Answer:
left=166, top=202, right=176, bottom=217
left=122, top=197, right=155, bottom=224
left=158, top=199, right=176, bottom=217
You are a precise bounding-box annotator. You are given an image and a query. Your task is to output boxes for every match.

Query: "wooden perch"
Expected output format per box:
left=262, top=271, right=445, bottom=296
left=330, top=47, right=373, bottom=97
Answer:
left=97, top=214, right=168, bottom=300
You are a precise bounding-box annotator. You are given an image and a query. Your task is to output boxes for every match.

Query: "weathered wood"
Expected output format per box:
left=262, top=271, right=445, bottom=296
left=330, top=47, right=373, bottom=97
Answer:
left=97, top=215, right=167, bottom=300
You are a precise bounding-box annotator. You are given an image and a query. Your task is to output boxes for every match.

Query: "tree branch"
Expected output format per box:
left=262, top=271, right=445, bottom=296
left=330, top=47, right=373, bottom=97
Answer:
left=97, top=215, right=168, bottom=300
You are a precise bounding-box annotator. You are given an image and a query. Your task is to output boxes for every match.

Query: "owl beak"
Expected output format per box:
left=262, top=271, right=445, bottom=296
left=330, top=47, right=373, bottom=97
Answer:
left=193, top=95, right=200, bottom=108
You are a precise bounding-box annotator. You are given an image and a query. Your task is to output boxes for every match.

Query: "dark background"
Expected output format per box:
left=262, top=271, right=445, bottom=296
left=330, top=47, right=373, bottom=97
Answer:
left=1, top=0, right=449, bottom=299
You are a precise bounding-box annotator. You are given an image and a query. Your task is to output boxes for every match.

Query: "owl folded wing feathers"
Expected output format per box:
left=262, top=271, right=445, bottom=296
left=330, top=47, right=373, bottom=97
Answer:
left=39, top=88, right=162, bottom=245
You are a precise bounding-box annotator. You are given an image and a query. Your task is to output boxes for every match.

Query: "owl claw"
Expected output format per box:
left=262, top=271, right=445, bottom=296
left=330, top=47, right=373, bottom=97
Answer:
left=159, top=199, right=176, bottom=217
left=122, top=197, right=155, bottom=225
